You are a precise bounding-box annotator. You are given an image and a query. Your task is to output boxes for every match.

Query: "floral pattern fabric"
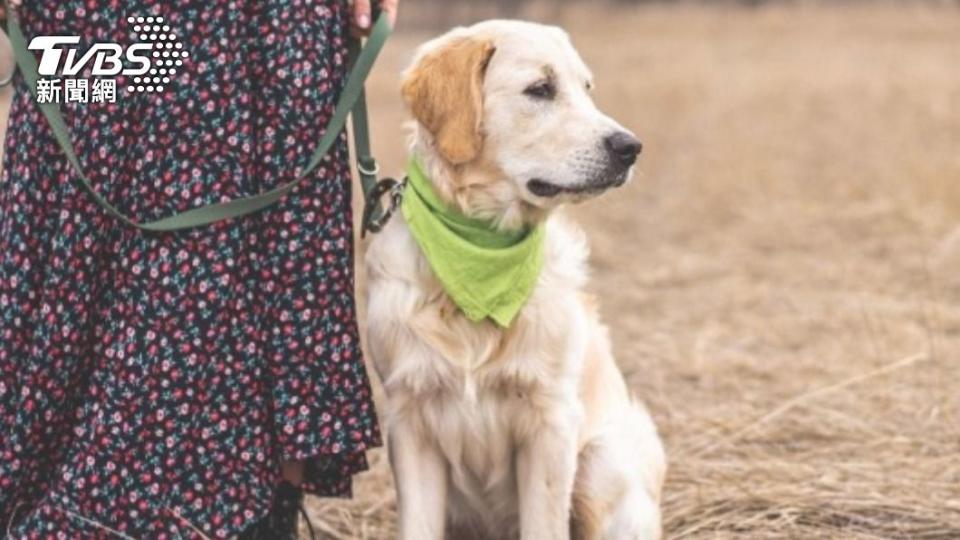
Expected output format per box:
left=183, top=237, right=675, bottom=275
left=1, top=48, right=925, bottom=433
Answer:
left=0, top=1, right=381, bottom=538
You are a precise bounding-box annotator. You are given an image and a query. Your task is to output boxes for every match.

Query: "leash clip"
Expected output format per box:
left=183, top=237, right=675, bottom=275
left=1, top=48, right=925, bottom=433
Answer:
left=361, top=176, right=406, bottom=237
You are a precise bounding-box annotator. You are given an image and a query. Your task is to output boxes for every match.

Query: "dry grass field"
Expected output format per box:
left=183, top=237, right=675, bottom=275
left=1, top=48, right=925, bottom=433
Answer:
left=2, top=2, right=958, bottom=539
left=307, top=3, right=960, bottom=539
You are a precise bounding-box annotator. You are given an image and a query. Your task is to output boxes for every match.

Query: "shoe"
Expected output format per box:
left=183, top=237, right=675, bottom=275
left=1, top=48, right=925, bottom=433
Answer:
left=237, top=481, right=313, bottom=540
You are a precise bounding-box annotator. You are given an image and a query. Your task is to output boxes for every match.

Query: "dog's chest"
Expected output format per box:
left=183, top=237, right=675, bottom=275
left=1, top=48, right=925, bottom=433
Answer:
left=365, top=215, right=593, bottom=533
left=430, top=380, right=531, bottom=529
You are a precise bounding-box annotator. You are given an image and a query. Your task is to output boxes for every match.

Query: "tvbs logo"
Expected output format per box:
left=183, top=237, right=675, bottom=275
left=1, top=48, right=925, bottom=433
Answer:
left=28, top=15, right=189, bottom=103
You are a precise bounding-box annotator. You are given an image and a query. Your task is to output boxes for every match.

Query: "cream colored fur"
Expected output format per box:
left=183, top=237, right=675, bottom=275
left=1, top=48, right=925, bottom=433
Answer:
left=365, top=20, right=665, bottom=540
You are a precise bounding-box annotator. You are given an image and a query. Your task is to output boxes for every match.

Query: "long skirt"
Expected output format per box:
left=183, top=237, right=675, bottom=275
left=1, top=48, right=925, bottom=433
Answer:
left=0, top=1, right=381, bottom=538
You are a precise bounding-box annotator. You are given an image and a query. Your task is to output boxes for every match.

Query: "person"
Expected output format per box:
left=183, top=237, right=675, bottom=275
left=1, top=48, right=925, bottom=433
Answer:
left=0, top=0, right=398, bottom=538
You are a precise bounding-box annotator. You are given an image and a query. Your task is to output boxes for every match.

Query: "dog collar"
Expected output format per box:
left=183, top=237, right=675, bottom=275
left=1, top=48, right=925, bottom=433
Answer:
left=401, top=159, right=545, bottom=327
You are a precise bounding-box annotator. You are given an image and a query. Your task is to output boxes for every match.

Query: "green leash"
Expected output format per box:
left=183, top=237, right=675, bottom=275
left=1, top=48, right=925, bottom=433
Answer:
left=3, top=8, right=394, bottom=233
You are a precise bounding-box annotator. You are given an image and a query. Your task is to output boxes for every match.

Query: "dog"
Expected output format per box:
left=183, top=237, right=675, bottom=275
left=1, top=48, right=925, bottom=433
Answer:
left=364, top=20, right=666, bottom=540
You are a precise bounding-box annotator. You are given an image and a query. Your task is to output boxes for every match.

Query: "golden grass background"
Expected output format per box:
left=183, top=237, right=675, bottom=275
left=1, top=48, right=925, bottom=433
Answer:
left=2, top=2, right=959, bottom=538
left=312, top=3, right=960, bottom=539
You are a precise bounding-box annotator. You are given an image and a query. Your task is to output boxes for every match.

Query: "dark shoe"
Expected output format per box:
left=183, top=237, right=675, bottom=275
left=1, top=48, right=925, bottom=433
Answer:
left=238, top=481, right=313, bottom=540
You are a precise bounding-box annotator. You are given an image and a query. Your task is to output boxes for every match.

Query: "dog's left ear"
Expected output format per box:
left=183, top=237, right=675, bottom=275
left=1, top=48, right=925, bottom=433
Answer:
left=401, top=35, right=496, bottom=165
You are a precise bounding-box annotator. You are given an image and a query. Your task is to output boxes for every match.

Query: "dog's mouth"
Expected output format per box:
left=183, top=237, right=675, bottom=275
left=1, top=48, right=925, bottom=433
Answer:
left=527, top=179, right=565, bottom=197
left=527, top=172, right=629, bottom=199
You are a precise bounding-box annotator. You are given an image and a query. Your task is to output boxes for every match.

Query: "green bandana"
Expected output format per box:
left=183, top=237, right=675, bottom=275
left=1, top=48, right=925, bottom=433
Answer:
left=401, top=159, right=545, bottom=327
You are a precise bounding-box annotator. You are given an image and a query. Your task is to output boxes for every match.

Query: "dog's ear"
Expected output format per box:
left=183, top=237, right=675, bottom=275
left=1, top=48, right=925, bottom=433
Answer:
left=402, top=36, right=496, bottom=165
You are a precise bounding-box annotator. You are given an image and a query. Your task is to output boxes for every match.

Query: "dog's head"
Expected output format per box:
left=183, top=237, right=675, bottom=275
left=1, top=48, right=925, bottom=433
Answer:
left=402, top=20, right=641, bottom=224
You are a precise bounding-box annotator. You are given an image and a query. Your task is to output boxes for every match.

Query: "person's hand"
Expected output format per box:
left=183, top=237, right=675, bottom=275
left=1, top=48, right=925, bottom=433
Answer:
left=0, top=0, right=22, bottom=20
left=350, top=0, right=399, bottom=37
left=0, top=1, right=16, bottom=86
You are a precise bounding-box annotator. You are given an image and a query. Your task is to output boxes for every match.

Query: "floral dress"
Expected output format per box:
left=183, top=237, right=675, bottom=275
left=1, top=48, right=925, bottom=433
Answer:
left=0, top=1, right=381, bottom=538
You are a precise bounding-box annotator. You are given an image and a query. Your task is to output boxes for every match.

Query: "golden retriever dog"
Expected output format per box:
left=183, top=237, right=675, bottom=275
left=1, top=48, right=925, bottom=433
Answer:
left=365, top=20, right=666, bottom=540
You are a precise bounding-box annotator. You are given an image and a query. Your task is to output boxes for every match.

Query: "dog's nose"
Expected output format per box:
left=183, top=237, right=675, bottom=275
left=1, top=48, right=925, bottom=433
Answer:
left=604, top=131, right=642, bottom=167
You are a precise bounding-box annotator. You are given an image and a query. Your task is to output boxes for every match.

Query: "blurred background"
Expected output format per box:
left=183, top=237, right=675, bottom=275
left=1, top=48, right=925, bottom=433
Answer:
left=324, top=1, right=960, bottom=538
left=3, top=1, right=959, bottom=538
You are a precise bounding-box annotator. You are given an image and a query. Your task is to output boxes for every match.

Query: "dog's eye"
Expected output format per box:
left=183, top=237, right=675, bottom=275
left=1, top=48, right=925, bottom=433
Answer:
left=524, top=80, right=556, bottom=100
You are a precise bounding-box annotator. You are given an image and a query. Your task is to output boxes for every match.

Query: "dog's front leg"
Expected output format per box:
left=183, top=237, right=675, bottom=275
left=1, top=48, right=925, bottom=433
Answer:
left=516, top=403, right=580, bottom=540
left=389, top=418, right=448, bottom=540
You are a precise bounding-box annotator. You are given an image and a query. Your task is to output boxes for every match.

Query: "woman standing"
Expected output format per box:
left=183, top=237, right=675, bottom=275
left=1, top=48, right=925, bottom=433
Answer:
left=0, top=0, right=397, bottom=538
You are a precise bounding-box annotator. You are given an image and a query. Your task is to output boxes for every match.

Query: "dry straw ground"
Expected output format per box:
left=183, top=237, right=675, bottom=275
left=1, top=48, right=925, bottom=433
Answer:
left=1, top=2, right=957, bottom=539
left=308, top=3, right=960, bottom=539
